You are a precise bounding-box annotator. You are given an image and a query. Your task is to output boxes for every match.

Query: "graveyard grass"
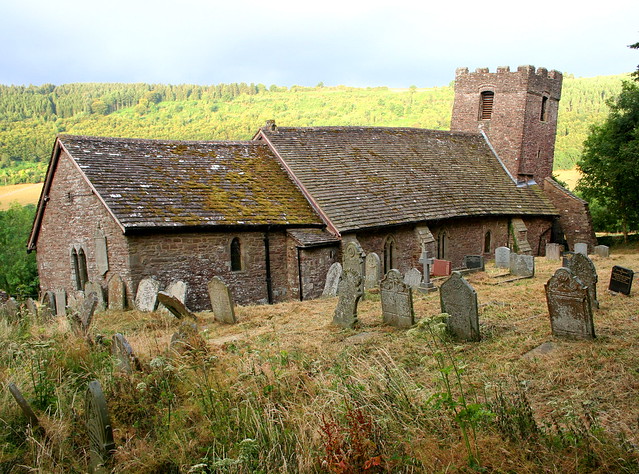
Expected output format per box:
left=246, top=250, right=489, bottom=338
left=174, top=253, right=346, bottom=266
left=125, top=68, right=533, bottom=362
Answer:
left=2, top=251, right=639, bottom=472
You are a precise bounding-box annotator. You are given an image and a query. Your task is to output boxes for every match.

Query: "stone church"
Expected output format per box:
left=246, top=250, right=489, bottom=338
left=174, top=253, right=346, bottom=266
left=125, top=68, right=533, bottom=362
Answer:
left=28, top=65, right=596, bottom=310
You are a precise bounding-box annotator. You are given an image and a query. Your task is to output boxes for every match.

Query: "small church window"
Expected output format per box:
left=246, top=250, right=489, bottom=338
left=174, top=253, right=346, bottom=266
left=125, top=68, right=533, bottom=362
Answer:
left=72, top=247, right=89, bottom=290
left=230, top=237, right=242, bottom=272
left=540, top=96, right=548, bottom=122
left=480, top=91, right=494, bottom=120
left=383, top=236, right=396, bottom=274
left=437, top=232, right=447, bottom=260
left=484, top=231, right=491, bottom=254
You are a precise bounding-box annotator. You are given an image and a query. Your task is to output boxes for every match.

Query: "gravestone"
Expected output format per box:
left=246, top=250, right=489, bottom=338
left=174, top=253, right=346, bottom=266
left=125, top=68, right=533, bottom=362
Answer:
left=208, top=277, right=237, bottom=324
left=170, top=321, right=206, bottom=354
left=495, top=247, right=511, bottom=268
left=332, top=269, right=363, bottom=329
left=432, top=259, right=452, bottom=277
left=439, top=272, right=480, bottom=341
left=41, top=290, right=56, bottom=312
left=545, top=267, right=595, bottom=339
left=342, top=241, right=365, bottom=296
left=574, top=242, right=588, bottom=256
left=158, top=291, right=197, bottom=320
left=380, top=269, right=414, bottom=328
left=159, top=280, right=188, bottom=314
left=594, top=245, right=610, bottom=258
left=510, top=253, right=535, bottom=277
left=463, top=255, right=485, bottom=271
left=562, top=251, right=576, bottom=268
left=70, top=292, right=99, bottom=337
left=54, top=289, right=66, bottom=316
left=111, top=334, right=141, bottom=373
left=135, top=277, right=160, bottom=312
left=94, top=228, right=109, bottom=276
left=85, top=281, right=106, bottom=312
left=609, top=266, right=634, bottom=295
left=403, top=268, right=422, bottom=289
left=67, top=290, right=86, bottom=313
left=1, top=298, right=19, bottom=322
left=322, top=262, right=343, bottom=297
left=107, top=274, right=126, bottom=311
left=85, top=380, right=115, bottom=473
left=8, top=382, right=40, bottom=428
left=418, top=249, right=434, bottom=290
left=364, top=253, right=381, bottom=291
left=26, top=298, right=38, bottom=319
left=566, top=253, right=599, bottom=310
left=545, top=243, right=562, bottom=261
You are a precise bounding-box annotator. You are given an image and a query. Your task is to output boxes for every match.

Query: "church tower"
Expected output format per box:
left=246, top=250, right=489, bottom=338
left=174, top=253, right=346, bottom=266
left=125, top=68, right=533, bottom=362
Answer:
left=450, top=65, right=562, bottom=184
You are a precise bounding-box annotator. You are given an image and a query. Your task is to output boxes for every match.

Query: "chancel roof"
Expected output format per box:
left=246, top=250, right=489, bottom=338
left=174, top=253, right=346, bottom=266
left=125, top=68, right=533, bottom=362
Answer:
left=56, top=135, right=323, bottom=230
left=258, top=126, right=558, bottom=233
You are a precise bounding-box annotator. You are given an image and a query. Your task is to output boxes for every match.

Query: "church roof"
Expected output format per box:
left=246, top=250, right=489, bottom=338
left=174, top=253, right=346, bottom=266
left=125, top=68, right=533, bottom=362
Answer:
left=257, top=125, right=558, bottom=233
left=46, top=135, right=323, bottom=231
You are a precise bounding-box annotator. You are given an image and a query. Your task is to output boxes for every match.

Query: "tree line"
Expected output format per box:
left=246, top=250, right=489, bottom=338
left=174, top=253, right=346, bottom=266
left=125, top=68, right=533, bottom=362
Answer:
left=0, top=75, right=627, bottom=185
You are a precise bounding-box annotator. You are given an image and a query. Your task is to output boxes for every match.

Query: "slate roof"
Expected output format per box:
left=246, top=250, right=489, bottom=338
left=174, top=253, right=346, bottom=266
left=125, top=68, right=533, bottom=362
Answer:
left=55, top=135, right=323, bottom=230
left=258, top=126, right=558, bottom=233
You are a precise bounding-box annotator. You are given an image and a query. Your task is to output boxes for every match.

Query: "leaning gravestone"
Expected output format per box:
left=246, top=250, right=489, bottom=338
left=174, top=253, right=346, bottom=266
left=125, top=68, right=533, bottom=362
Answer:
left=135, top=277, right=160, bottom=312
left=510, top=253, right=535, bottom=277
left=159, top=280, right=188, bottom=314
left=322, top=262, right=343, bottom=297
left=54, top=289, right=66, bottom=316
left=41, top=290, right=56, bottom=312
left=70, top=292, right=99, bottom=338
left=85, top=281, right=106, bottom=312
left=495, top=247, right=511, bottom=268
left=439, top=272, right=480, bottom=341
left=364, top=253, right=381, bottom=291
left=170, top=321, right=206, bottom=354
left=566, top=253, right=599, bottom=310
left=545, top=267, right=595, bottom=339
left=158, top=291, right=197, bottom=320
left=8, top=382, right=40, bottom=429
left=107, top=274, right=126, bottom=311
left=380, top=269, right=414, bottom=328
left=85, top=380, right=115, bottom=473
left=403, top=268, right=422, bottom=289
left=594, top=245, right=610, bottom=258
left=545, top=243, right=562, bottom=261
left=464, top=255, right=485, bottom=271
left=333, top=270, right=363, bottom=329
left=1, top=298, right=19, bottom=322
left=342, top=241, right=366, bottom=296
left=609, top=266, right=634, bottom=295
left=26, top=298, right=38, bottom=319
left=208, top=277, right=237, bottom=324
left=111, top=333, right=140, bottom=373
left=574, top=242, right=588, bottom=256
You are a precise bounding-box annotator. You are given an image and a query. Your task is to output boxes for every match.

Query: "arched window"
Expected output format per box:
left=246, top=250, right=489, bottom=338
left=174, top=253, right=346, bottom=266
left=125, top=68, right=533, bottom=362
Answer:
left=72, top=247, right=89, bottom=290
left=484, top=231, right=491, bottom=254
left=383, top=236, right=396, bottom=274
left=540, top=96, right=548, bottom=121
left=72, top=249, right=81, bottom=290
left=230, top=237, right=242, bottom=271
left=480, top=91, right=494, bottom=120
left=437, top=232, right=447, bottom=260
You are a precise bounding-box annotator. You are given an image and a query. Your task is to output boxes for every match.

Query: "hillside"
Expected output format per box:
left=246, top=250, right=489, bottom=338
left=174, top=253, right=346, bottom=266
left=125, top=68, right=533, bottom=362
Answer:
left=1, top=252, right=638, bottom=471
left=0, top=74, right=628, bottom=185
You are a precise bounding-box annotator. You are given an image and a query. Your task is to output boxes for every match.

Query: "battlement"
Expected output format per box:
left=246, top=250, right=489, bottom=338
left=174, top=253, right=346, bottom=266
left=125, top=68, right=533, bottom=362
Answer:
left=455, top=65, right=562, bottom=82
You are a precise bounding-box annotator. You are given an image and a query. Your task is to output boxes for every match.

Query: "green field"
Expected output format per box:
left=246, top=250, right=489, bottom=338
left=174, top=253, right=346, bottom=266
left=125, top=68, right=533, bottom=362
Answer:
left=0, top=183, right=42, bottom=210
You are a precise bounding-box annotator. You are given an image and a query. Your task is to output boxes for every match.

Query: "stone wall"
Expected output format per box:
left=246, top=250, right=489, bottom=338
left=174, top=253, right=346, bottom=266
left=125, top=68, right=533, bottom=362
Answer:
left=542, top=178, right=597, bottom=251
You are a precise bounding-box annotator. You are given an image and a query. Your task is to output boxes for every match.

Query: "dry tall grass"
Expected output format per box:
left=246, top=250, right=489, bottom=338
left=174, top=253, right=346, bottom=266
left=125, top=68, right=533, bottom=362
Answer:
left=0, top=183, right=43, bottom=210
left=2, top=248, right=639, bottom=472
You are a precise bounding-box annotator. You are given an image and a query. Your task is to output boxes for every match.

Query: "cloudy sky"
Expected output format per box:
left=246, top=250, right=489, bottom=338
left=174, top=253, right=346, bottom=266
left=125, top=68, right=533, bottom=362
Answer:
left=1, top=0, right=637, bottom=88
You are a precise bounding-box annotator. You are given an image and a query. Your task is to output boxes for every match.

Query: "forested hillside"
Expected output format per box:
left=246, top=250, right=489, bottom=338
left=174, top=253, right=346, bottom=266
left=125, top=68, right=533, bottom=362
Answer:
left=0, top=74, right=627, bottom=184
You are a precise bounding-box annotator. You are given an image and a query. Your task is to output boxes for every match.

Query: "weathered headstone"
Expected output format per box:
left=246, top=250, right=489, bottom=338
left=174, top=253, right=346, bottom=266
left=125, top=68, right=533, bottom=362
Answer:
left=545, top=243, right=562, bottom=261
left=439, top=272, right=480, bottom=341
left=159, top=280, right=188, bottom=314
left=85, top=281, right=106, bottom=312
left=495, top=247, right=511, bottom=268
left=342, top=241, right=365, bottom=296
left=54, top=289, right=66, bottom=316
left=380, top=269, right=414, bottom=328
left=609, top=266, right=634, bottom=295
left=545, top=267, right=595, bottom=339
left=158, top=291, right=197, bottom=320
left=332, top=270, right=363, bottom=329
left=594, top=245, right=610, bottom=258
left=432, top=259, right=452, bottom=277
left=8, top=382, right=40, bottom=428
left=322, top=262, right=343, bottom=297
left=364, top=253, right=381, bottom=291
left=70, top=292, right=99, bottom=337
left=26, top=298, right=38, bottom=319
left=574, top=242, right=588, bottom=256
left=111, top=333, right=140, bottom=373
left=403, top=268, right=422, bottom=289
left=85, top=380, right=115, bottom=473
left=67, top=290, right=85, bottom=313
left=135, top=277, right=160, bottom=312
left=1, top=297, right=19, bottom=322
left=41, top=290, right=56, bottom=311
left=418, top=249, right=434, bottom=290
left=463, top=255, right=485, bottom=271
left=207, top=277, right=237, bottom=324
left=94, top=228, right=109, bottom=276
left=170, top=321, right=206, bottom=354
left=510, top=253, right=535, bottom=277
left=107, top=274, right=126, bottom=311
left=566, top=253, right=599, bottom=310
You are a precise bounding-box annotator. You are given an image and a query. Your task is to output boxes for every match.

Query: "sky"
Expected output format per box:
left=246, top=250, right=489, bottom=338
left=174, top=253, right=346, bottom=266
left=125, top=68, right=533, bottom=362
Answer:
left=0, top=0, right=637, bottom=88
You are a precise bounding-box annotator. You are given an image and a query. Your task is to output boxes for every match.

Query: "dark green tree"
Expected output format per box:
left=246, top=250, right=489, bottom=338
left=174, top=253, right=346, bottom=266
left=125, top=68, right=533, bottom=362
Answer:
left=0, top=203, right=39, bottom=297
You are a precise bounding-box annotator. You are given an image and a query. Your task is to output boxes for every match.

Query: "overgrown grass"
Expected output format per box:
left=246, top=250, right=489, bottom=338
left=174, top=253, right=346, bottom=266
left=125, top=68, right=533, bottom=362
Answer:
left=2, top=251, right=639, bottom=472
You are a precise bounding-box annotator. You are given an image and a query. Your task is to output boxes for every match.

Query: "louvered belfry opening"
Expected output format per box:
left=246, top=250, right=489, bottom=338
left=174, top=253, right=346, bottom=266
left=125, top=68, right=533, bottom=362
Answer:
left=480, top=91, right=494, bottom=120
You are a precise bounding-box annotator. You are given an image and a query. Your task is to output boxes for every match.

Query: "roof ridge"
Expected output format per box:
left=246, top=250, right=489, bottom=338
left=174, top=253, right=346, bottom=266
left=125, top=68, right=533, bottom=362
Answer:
left=58, top=134, right=265, bottom=147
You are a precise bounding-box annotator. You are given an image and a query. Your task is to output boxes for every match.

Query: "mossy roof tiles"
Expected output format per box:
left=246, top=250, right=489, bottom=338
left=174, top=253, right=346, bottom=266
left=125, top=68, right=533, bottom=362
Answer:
left=260, top=126, right=558, bottom=233
left=58, top=135, right=322, bottom=229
